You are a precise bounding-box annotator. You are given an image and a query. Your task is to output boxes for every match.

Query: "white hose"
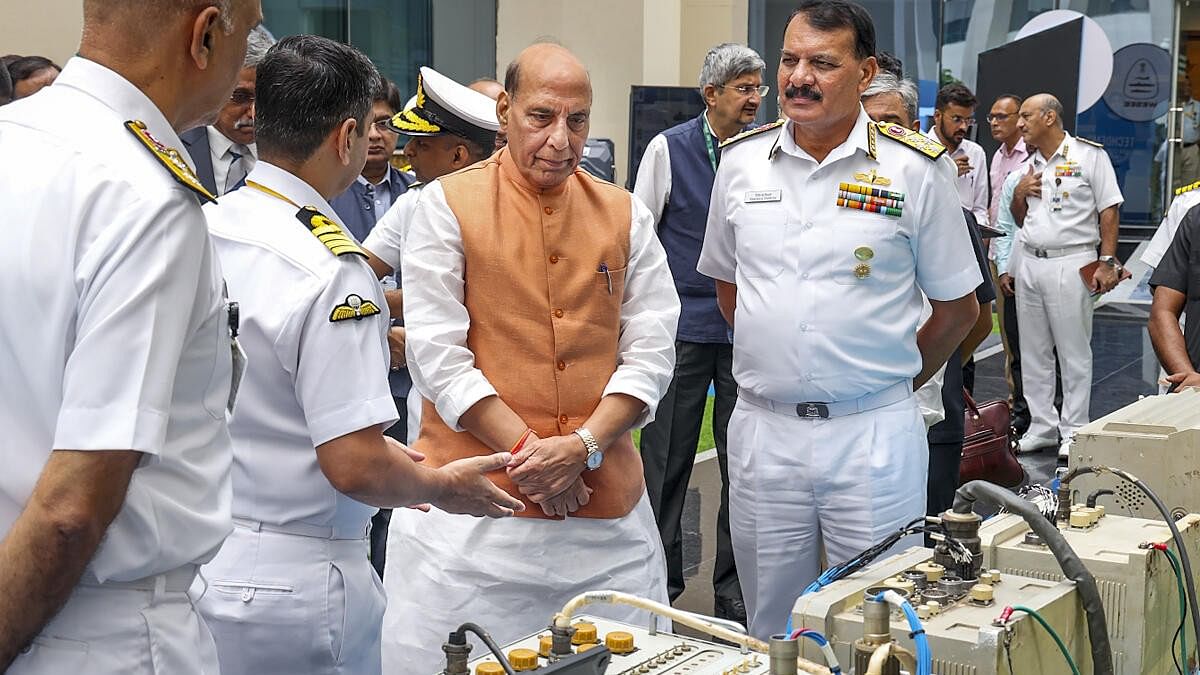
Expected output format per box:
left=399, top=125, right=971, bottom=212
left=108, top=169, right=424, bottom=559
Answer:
left=553, top=590, right=832, bottom=675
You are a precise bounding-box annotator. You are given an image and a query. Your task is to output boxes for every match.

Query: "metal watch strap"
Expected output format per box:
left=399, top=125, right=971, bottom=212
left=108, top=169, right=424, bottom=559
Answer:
left=574, top=427, right=600, bottom=463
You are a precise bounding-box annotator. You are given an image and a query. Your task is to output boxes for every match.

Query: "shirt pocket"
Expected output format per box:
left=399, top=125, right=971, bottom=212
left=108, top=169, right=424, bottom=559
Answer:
left=734, top=204, right=788, bottom=279
left=829, top=215, right=905, bottom=286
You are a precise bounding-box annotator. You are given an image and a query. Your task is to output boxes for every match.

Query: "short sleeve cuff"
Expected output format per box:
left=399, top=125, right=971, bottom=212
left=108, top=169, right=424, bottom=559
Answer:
left=54, top=406, right=169, bottom=454
left=434, top=374, right=499, bottom=432
left=307, top=394, right=399, bottom=447
left=697, top=258, right=735, bottom=284
left=921, top=265, right=984, bottom=302
left=1097, top=196, right=1124, bottom=214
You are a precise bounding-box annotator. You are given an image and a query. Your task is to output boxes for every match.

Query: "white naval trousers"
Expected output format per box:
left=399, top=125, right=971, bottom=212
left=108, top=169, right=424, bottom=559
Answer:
left=9, top=567, right=218, bottom=675
left=1014, top=251, right=1096, bottom=443
left=381, top=492, right=669, bottom=675
left=727, top=394, right=928, bottom=639
left=195, top=524, right=386, bottom=675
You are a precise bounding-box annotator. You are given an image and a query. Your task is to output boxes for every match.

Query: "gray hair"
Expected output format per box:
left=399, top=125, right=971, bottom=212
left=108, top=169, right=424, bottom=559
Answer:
left=244, top=25, right=276, bottom=68
left=698, top=43, right=765, bottom=89
left=862, top=70, right=919, bottom=126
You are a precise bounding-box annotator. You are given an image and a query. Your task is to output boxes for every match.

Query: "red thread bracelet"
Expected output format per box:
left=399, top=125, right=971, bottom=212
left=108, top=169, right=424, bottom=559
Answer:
left=509, top=428, right=534, bottom=454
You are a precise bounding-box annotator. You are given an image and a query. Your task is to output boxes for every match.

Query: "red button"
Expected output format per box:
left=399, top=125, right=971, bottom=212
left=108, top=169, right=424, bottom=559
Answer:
left=544, top=207, right=554, bottom=215
left=549, top=255, right=559, bottom=264
left=557, top=360, right=566, bottom=371
left=554, top=309, right=564, bottom=318
left=559, top=414, right=569, bottom=424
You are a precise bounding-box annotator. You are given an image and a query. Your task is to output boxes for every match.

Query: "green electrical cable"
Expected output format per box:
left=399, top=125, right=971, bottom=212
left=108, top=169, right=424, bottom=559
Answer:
left=1163, top=547, right=1189, bottom=675
left=1011, top=605, right=1082, bottom=675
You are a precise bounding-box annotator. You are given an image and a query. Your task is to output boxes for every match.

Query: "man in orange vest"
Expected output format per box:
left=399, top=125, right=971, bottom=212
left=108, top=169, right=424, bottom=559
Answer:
left=383, top=43, right=681, bottom=673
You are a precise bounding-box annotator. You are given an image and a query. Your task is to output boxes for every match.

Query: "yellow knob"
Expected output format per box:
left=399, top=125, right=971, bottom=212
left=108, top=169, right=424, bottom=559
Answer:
left=572, top=622, right=598, bottom=645
left=970, top=583, right=995, bottom=603
left=916, top=562, right=944, bottom=583
left=537, top=635, right=553, bottom=658
left=1094, top=504, right=1106, bottom=518
left=578, top=642, right=599, bottom=652
left=989, top=569, right=1002, bottom=583
left=927, top=601, right=942, bottom=616
left=476, top=663, right=506, bottom=675
left=917, top=604, right=932, bottom=619
left=508, top=648, right=539, bottom=671
left=1070, top=510, right=1091, bottom=528
left=606, top=631, right=636, bottom=654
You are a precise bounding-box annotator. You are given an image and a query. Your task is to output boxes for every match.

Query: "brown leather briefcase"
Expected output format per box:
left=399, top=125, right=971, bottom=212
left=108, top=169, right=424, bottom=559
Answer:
left=959, top=388, right=1025, bottom=488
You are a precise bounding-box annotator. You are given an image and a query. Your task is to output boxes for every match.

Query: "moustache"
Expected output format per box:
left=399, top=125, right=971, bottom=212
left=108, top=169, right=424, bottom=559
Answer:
left=234, top=118, right=254, bottom=130
left=783, top=84, right=822, bottom=102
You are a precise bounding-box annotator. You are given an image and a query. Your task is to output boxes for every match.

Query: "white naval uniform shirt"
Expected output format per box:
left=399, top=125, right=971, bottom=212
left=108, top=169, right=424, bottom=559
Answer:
left=363, top=182, right=426, bottom=272
left=1020, top=132, right=1123, bottom=251
left=698, top=108, right=982, bottom=403
left=0, top=57, right=234, bottom=582
left=925, top=128, right=989, bottom=227
left=1143, top=188, right=1200, bottom=269
left=205, top=162, right=397, bottom=534
left=401, top=181, right=680, bottom=430
left=207, top=126, right=256, bottom=196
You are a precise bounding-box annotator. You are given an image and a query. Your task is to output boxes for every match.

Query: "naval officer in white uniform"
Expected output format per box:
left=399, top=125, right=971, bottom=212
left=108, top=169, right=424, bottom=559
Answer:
left=195, top=35, right=521, bottom=675
left=697, top=0, right=981, bottom=639
left=0, top=1, right=263, bottom=672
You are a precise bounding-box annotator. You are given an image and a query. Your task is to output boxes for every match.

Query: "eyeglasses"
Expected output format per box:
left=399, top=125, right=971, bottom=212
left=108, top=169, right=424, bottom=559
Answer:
left=719, top=84, right=769, bottom=97
left=947, top=114, right=975, bottom=128
left=229, top=90, right=255, bottom=106
left=986, top=113, right=1013, bottom=123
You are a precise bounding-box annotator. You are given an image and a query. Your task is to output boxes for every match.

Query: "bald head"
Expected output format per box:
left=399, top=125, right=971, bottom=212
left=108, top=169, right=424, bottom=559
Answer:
left=469, top=78, right=505, bottom=100
left=1017, top=92, right=1066, bottom=152
left=503, top=43, right=591, bottom=102
left=497, top=44, right=591, bottom=190
left=1028, top=93, right=1064, bottom=126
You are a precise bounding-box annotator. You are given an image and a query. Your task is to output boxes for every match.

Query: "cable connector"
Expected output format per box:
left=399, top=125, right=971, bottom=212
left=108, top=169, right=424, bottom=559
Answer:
left=997, top=606, right=1015, bottom=624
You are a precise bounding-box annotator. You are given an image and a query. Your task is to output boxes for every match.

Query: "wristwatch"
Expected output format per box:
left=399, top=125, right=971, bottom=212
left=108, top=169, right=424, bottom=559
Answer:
left=1098, top=255, right=1123, bottom=273
left=574, top=427, right=603, bottom=470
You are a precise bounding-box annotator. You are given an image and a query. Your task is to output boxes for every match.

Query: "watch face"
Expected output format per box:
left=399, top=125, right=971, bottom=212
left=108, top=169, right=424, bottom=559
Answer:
left=586, top=449, right=604, bottom=470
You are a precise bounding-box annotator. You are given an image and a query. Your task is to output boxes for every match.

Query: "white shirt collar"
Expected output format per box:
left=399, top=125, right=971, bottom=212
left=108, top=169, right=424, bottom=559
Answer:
left=1038, top=131, right=1073, bottom=163
left=206, top=126, right=256, bottom=159
left=356, top=165, right=394, bottom=188
left=777, top=106, right=874, bottom=165
left=244, top=161, right=345, bottom=226
left=54, top=57, right=190, bottom=167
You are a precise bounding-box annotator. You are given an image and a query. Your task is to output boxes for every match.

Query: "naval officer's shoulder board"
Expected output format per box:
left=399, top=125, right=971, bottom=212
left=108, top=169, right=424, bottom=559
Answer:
left=874, top=121, right=946, bottom=161
left=1075, top=136, right=1104, bottom=148
left=718, top=120, right=785, bottom=150
left=125, top=120, right=217, bottom=204
left=295, top=206, right=367, bottom=259
left=1177, top=180, right=1200, bottom=197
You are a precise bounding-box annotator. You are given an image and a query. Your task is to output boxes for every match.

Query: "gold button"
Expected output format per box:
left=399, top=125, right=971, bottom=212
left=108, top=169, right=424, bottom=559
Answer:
left=557, top=360, right=566, bottom=371
left=549, top=255, right=559, bottom=264
left=544, top=206, right=554, bottom=215
left=554, top=308, right=564, bottom=318
left=508, top=648, right=539, bottom=671
left=605, top=631, right=635, bottom=654
left=559, top=414, right=569, bottom=424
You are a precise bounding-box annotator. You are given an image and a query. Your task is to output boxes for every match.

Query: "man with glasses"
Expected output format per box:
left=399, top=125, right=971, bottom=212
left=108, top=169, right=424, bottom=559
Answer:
left=632, top=41, right=764, bottom=624
left=927, top=83, right=988, bottom=227
left=986, top=94, right=1033, bottom=435
left=181, top=25, right=274, bottom=196
left=330, top=77, right=415, bottom=243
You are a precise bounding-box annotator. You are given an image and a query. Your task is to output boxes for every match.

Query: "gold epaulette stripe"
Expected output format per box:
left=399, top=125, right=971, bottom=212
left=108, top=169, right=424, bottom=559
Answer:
left=125, top=120, right=216, bottom=204
left=1177, top=180, right=1200, bottom=196
left=295, top=207, right=367, bottom=258
left=1076, top=136, right=1103, bottom=148
left=719, top=119, right=785, bottom=149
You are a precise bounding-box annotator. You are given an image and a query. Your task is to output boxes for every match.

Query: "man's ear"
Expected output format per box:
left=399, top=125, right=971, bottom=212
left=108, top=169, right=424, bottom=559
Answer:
left=702, top=83, right=719, bottom=109
left=189, top=6, right=223, bottom=70
left=496, top=92, right=510, bottom=131
left=336, top=118, right=358, bottom=165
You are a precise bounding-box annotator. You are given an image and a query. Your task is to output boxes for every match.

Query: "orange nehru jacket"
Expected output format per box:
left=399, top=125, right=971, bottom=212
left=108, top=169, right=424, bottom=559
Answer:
left=414, top=148, right=645, bottom=520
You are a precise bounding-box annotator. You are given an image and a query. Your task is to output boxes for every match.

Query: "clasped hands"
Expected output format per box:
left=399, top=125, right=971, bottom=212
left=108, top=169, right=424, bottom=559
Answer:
left=507, top=431, right=592, bottom=517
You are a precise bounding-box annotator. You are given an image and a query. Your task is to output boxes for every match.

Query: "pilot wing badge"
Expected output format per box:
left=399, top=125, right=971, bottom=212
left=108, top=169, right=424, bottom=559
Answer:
left=330, top=294, right=382, bottom=323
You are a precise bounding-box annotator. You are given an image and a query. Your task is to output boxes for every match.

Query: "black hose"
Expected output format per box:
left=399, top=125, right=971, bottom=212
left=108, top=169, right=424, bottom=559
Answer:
left=1061, top=466, right=1200, bottom=669
left=953, top=480, right=1114, bottom=675
left=451, top=622, right=517, bottom=675
left=1086, top=489, right=1114, bottom=509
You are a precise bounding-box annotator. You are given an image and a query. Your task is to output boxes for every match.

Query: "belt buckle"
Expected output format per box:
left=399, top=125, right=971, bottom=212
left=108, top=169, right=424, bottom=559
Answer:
left=796, top=402, right=829, bottom=419
left=1034, top=248, right=1048, bottom=258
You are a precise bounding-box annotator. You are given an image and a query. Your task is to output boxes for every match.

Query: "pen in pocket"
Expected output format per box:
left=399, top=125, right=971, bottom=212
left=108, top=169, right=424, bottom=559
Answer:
left=599, top=262, right=612, bottom=295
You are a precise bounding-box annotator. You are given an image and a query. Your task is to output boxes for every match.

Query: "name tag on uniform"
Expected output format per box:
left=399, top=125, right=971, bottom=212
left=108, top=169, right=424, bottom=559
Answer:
left=744, top=189, right=782, bottom=203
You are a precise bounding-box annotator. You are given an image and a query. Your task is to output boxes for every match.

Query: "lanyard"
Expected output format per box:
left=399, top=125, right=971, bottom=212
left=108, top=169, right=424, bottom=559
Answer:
left=701, top=114, right=719, bottom=173
left=245, top=180, right=300, bottom=208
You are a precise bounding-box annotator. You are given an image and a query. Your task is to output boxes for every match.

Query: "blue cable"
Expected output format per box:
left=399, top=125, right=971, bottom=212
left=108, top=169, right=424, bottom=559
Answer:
left=791, top=629, right=843, bottom=674
left=875, top=591, right=932, bottom=675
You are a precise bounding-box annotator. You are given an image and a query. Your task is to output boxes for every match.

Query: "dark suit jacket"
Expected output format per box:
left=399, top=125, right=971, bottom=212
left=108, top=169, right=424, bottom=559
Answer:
left=329, top=168, right=416, bottom=243
left=180, top=127, right=218, bottom=196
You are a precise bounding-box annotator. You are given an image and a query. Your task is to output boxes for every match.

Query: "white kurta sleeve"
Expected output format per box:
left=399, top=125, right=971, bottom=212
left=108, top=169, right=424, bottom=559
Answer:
left=601, top=198, right=681, bottom=427
left=401, top=182, right=499, bottom=431
left=912, top=158, right=984, bottom=301
left=632, top=134, right=671, bottom=227
left=290, top=262, right=398, bottom=447
left=54, top=193, right=208, bottom=454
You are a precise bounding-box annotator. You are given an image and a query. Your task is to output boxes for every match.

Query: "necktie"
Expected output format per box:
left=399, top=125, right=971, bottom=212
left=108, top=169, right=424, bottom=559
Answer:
left=226, top=145, right=250, bottom=194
